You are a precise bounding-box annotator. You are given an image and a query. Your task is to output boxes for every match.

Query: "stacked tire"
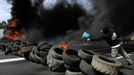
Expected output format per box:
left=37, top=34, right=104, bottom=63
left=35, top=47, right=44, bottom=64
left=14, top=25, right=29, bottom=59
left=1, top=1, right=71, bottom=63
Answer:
left=78, top=49, right=96, bottom=75
left=62, top=49, right=84, bottom=75
left=28, top=42, right=52, bottom=65
left=79, top=60, right=95, bottom=75
left=5, top=40, right=21, bottom=55
left=47, top=46, right=65, bottom=72
left=78, top=49, right=96, bottom=63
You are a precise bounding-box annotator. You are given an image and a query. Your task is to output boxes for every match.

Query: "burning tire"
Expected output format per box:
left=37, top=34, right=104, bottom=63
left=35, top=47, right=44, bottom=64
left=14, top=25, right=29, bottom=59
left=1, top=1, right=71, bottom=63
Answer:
left=62, top=49, right=80, bottom=67
left=64, top=64, right=80, bottom=72
left=65, top=70, right=84, bottom=75
left=51, top=47, right=64, bottom=60
left=79, top=60, right=95, bottom=75
left=91, top=55, right=122, bottom=75
left=78, top=49, right=96, bottom=62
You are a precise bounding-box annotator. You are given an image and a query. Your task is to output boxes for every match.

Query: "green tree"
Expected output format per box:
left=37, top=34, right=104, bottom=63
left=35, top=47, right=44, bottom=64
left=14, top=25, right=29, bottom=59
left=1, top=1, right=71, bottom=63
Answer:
left=0, top=21, right=7, bottom=29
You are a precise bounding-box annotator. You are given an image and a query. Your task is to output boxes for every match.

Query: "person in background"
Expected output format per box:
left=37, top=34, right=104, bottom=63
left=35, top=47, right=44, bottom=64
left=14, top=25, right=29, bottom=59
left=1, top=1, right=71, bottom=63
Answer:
left=82, top=27, right=133, bottom=65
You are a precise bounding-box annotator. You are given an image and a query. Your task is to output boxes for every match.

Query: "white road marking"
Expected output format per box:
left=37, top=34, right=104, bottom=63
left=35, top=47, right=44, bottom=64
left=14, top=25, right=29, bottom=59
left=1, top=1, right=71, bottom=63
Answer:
left=0, top=58, right=25, bottom=63
left=117, top=54, right=131, bottom=59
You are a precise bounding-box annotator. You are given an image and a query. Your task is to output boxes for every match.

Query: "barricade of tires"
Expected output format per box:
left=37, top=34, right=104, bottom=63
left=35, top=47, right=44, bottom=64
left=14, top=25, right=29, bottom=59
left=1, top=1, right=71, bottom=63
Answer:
left=1, top=40, right=123, bottom=75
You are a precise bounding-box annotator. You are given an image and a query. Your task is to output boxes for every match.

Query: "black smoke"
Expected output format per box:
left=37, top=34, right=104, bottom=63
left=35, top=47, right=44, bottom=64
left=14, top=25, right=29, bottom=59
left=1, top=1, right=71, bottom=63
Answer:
left=10, top=0, right=134, bottom=44
left=90, top=0, right=134, bottom=37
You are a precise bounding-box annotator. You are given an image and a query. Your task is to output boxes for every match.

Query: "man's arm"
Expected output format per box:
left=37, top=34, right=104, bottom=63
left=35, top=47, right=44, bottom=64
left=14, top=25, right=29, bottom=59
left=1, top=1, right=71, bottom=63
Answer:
left=89, top=32, right=111, bottom=41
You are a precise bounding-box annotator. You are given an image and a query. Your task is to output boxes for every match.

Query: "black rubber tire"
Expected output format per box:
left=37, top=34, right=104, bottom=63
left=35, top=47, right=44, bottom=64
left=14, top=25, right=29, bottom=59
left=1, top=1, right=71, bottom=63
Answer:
left=62, top=49, right=80, bottom=67
left=91, top=55, right=122, bottom=75
left=47, top=56, right=65, bottom=72
left=78, top=49, right=96, bottom=62
left=37, top=41, right=48, bottom=49
left=37, top=42, right=52, bottom=52
left=65, top=70, right=84, bottom=75
left=29, top=47, right=40, bottom=63
left=28, top=51, right=35, bottom=62
left=12, top=40, right=21, bottom=46
left=34, top=53, right=46, bottom=64
left=32, top=47, right=45, bottom=64
left=18, top=50, right=23, bottom=57
left=33, top=47, right=46, bottom=64
left=51, top=47, right=64, bottom=60
left=39, top=51, right=48, bottom=57
left=80, top=60, right=95, bottom=75
left=64, top=64, right=80, bottom=72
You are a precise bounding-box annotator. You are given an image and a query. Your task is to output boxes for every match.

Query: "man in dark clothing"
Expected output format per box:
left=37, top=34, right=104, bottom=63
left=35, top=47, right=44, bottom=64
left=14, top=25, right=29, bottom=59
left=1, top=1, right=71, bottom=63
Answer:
left=82, top=27, right=133, bottom=65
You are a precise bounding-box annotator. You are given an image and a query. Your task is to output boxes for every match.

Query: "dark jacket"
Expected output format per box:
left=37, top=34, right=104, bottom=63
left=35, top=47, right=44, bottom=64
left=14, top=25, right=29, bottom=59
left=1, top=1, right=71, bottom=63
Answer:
left=91, top=31, right=120, bottom=46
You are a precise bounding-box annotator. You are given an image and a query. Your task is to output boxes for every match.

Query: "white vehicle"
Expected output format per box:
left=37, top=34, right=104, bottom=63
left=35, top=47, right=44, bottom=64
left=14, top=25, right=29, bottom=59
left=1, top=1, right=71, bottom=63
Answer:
left=0, top=29, right=4, bottom=39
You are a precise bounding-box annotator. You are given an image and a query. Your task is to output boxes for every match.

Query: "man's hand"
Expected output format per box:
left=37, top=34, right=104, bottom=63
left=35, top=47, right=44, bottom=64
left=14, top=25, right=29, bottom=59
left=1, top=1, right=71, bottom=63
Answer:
left=86, top=38, right=91, bottom=42
left=82, top=32, right=91, bottom=40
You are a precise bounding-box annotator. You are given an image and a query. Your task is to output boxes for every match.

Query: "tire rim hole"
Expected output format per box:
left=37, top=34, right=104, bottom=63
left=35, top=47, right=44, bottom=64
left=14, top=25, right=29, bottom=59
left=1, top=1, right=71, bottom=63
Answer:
left=83, top=50, right=94, bottom=55
left=54, top=48, right=64, bottom=55
left=66, top=49, right=78, bottom=57
left=99, top=56, right=116, bottom=63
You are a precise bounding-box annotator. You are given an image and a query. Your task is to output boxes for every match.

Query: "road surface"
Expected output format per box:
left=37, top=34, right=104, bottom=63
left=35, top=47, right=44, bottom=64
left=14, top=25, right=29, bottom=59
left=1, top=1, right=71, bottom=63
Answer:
left=0, top=50, right=64, bottom=75
left=0, top=49, right=134, bottom=75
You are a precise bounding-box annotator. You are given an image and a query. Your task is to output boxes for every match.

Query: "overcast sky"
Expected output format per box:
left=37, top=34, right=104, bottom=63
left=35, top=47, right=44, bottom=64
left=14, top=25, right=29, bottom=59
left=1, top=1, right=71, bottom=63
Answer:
left=0, top=0, right=12, bottom=22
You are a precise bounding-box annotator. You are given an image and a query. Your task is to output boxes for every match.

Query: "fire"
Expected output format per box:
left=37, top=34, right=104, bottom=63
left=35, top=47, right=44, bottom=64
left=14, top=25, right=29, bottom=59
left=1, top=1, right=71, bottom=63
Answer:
left=9, top=21, right=17, bottom=27
left=58, top=42, right=70, bottom=49
left=4, top=20, right=19, bottom=41
left=5, top=30, right=19, bottom=41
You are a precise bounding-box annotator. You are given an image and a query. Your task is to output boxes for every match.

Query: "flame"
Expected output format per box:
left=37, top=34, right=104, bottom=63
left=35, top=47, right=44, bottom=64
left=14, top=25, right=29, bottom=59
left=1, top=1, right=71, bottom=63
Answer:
left=4, top=20, right=19, bottom=41
left=9, top=21, right=17, bottom=27
left=5, top=30, right=19, bottom=41
left=58, top=42, right=70, bottom=49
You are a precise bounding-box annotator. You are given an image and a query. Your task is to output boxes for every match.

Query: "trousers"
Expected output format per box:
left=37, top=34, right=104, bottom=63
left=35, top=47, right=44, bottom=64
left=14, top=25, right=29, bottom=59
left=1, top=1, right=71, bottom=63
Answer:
left=111, top=42, right=133, bottom=63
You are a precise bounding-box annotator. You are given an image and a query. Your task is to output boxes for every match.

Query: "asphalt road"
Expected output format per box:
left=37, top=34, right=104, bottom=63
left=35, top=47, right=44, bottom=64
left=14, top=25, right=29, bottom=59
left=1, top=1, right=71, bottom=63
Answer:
left=0, top=50, right=134, bottom=75
left=0, top=51, right=64, bottom=75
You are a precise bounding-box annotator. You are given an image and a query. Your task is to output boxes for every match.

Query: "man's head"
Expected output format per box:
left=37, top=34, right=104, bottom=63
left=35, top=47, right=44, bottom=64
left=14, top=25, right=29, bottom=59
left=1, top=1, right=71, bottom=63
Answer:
left=101, top=27, right=109, bottom=34
left=101, top=26, right=114, bottom=34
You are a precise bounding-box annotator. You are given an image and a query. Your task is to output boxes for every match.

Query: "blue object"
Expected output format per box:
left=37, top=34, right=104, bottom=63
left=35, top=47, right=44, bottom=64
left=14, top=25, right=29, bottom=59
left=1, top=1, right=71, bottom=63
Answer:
left=82, top=32, right=91, bottom=40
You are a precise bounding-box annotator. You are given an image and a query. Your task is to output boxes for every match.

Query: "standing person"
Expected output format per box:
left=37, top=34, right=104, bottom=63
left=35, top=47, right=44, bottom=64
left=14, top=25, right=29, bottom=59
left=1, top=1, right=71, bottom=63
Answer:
left=82, top=27, right=133, bottom=65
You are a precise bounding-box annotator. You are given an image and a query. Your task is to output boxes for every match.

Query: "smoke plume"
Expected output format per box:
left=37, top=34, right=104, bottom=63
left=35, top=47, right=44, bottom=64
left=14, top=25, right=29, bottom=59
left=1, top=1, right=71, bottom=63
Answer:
left=10, top=0, right=134, bottom=44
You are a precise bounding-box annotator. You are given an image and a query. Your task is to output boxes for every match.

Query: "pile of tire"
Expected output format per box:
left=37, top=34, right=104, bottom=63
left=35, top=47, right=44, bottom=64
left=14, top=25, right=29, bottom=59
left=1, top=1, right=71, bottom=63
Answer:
left=2, top=40, right=123, bottom=75
left=78, top=49, right=122, bottom=75
left=5, top=40, right=21, bottom=55
left=27, top=42, right=52, bottom=65
left=47, top=46, right=65, bottom=72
